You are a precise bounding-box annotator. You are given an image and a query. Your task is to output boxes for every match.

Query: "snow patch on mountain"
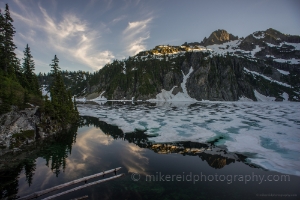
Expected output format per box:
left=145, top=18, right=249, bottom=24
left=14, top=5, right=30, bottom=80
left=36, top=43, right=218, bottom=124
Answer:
left=277, top=69, right=290, bottom=75
left=41, top=85, right=50, bottom=98
left=273, top=58, right=300, bottom=64
left=252, top=32, right=265, bottom=39
left=91, top=91, right=107, bottom=102
left=123, top=62, right=126, bottom=74
left=244, top=67, right=292, bottom=88
left=148, top=67, right=197, bottom=102
left=254, top=90, right=276, bottom=102
left=282, top=92, right=289, bottom=101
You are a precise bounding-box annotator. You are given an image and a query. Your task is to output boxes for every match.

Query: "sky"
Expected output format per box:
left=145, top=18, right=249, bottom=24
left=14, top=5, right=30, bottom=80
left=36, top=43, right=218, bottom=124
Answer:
left=0, top=0, right=299, bottom=73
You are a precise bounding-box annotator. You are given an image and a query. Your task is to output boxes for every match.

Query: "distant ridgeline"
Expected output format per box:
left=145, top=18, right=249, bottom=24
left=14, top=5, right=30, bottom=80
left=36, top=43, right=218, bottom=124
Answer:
left=38, top=70, right=91, bottom=97
left=64, top=28, right=299, bottom=102
left=0, top=3, right=78, bottom=124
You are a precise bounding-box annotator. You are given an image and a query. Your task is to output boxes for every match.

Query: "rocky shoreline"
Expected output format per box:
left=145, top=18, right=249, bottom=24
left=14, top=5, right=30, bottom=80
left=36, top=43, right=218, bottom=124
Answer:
left=0, top=105, right=69, bottom=156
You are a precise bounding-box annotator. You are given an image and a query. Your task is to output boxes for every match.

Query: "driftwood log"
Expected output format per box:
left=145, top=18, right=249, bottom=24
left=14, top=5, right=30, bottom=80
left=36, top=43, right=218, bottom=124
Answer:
left=19, top=167, right=122, bottom=200
left=43, top=174, right=124, bottom=200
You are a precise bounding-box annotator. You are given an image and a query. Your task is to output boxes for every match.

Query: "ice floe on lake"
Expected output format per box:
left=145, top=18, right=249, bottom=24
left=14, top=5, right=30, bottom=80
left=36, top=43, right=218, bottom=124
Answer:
left=78, top=101, right=300, bottom=176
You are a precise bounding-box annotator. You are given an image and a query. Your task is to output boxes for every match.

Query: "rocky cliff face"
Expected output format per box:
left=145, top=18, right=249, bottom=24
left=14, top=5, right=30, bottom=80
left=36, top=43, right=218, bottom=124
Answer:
left=83, top=50, right=299, bottom=101
left=47, top=28, right=299, bottom=102
left=184, top=53, right=255, bottom=101
left=0, top=105, right=66, bottom=154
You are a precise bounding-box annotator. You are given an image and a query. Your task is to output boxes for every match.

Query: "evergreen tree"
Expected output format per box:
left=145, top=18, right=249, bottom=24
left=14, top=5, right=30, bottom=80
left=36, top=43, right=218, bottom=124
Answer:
left=48, top=55, right=78, bottom=123
left=1, top=4, right=17, bottom=74
left=22, top=44, right=39, bottom=94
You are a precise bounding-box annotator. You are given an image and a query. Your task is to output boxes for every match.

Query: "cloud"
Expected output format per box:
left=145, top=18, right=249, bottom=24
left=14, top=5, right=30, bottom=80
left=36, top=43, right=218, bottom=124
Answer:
left=122, top=0, right=141, bottom=10
left=11, top=2, right=114, bottom=71
left=112, top=15, right=127, bottom=24
left=122, top=18, right=152, bottom=55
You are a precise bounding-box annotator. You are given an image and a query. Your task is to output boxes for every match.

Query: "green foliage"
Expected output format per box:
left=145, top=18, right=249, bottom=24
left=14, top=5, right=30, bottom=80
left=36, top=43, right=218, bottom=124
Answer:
left=0, top=73, right=25, bottom=114
left=21, top=44, right=40, bottom=95
left=47, top=55, right=79, bottom=124
left=37, top=70, right=91, bottom=96
left=12, top=130, right=35, bottom=140
left=0, top=4, right=18, bottom=75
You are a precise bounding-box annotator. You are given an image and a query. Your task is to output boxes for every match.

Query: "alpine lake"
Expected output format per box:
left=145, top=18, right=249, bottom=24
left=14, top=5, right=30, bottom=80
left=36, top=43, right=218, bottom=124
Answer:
left=0, top=101, right=299, bottom=200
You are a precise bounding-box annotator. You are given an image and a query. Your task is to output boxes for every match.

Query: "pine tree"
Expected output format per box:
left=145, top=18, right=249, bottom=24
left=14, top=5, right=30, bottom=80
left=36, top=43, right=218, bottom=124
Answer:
left=22, top=44, right=39, bottom=94
left=48, top=55, right=78, bottom=123
left=1, top=4, right=17, bottom=74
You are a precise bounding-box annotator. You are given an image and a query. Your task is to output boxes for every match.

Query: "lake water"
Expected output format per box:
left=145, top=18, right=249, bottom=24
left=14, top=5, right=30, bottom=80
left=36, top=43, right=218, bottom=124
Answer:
left=0, top=102, right=299, bottom=199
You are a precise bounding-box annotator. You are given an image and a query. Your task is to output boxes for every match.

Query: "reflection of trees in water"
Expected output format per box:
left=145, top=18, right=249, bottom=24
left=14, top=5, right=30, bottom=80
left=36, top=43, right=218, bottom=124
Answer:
left=81, top=116, right=238, bottom=169
left=0, top=164, right=22, bottom=199
left=39, top=126, right=77, bottom=177
left=80, top=116, right=152, bottom=148
left=0, top=125, right=78, bottom=199
left=23, top=158, right=36, bottom=186
left=0, top=116, right=253, bottom=199
left=79, top=116, right=124, bottom=139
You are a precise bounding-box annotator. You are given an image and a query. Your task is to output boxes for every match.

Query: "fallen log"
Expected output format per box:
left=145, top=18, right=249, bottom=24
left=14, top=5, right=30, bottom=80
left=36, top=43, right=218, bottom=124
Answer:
left=43, top=174, right=124, bottom=200
left=70, top=195, right=88, bottom=200
left=19, top=167, right=121, bottom=200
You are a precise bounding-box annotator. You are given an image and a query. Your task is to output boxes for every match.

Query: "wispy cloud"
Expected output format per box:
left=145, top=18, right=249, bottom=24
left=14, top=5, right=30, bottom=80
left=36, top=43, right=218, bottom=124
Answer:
left=122, top=18, right=152, bottom=55
left=122, top=0, right=141, bottom=10
left=11, top=1, right=114, bottom=71
left=111, top=15, right=127, bottom=24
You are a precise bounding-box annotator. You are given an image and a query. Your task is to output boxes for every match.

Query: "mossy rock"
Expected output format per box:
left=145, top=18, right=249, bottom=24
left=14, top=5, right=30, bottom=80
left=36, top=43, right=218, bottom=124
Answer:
left=12, top=130, right=35, bottom=141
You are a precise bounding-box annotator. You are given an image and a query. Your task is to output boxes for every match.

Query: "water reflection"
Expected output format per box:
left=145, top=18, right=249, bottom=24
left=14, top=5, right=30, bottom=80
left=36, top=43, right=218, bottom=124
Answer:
left=0, top=116, right=285, bottom=199
left=79, top=116, right=245, bottom=170
left=0, top=126, right=78, bottom=199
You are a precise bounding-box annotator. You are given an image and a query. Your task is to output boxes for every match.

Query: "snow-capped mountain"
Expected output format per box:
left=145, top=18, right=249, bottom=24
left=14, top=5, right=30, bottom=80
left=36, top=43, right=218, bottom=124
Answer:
left=40, top=28, right=300, bottom=102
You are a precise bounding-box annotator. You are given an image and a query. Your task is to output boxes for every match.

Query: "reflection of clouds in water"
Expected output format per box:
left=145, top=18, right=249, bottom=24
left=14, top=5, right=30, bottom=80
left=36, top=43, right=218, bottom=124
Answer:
left=120, top=143, right=149, bottom=175
left=78, top=102, right=300, bottom=176
left=73, top=126, right=150, bottom=176
left=18, top=158, right=56, bottom=196
left=76, top=127, right=114, bottom=160
left=18, top=125, right=151, bottom=197
left=77, top=127, right=114, bottom=150
left=63, top=127, right=114, bottom=179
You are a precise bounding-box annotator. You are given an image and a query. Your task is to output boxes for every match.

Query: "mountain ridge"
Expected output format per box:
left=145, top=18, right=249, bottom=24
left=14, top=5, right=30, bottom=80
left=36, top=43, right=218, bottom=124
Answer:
left=39, top=28, right=300, bottom=102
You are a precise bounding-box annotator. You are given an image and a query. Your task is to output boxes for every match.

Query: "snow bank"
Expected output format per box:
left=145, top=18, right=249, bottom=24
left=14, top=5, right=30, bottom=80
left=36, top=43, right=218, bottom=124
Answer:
left=254, top=90, right=276, bottom=102
left=148, top=67, right=197, bottom=102
left=41, top=85, right=50, bottom=98
left=277, top=69, right=290, bottom=75
left=244, top=67, right=292, bottom=88
left=90, top=91, right=107, bottom=102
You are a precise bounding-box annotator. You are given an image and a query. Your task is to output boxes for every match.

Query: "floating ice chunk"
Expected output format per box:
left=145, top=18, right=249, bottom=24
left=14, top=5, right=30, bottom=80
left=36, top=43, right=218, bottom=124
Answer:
left=76, top=97, right=86, bottom=103
left=238, top=96, right=253, bottom=102
left=78, top=100, right=300, bottom=176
